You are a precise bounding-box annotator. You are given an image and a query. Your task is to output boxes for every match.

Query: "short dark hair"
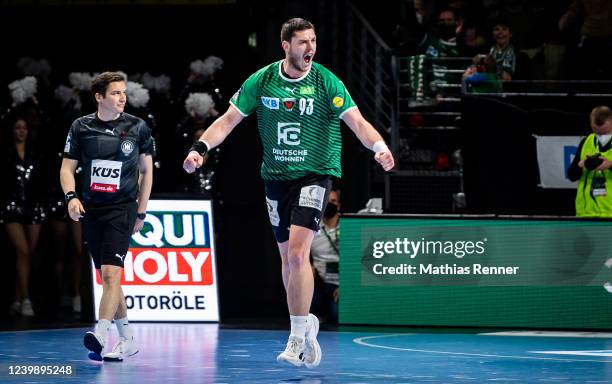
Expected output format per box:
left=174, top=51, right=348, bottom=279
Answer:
left=489, top=14, right=513, bottom=31
left=91, top=71, right=126, bottom=99
left=280, top=18, right=315, bottom=43
left=591, top=106, right=612, bottom=126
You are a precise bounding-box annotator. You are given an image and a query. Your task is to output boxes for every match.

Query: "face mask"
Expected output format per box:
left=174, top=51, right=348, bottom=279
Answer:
left=415, top=12, right=424, bottom=25
left=437, top=24, right=456, bottom=40
left=597, top=134, right=612, bottom=146
left=324, top=202, right=338, bottom=219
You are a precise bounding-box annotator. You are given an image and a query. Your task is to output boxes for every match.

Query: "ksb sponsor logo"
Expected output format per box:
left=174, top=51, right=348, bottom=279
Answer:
left=277, top=122, right=300, bottom=145
left=91, top=159, right=121, bottom=192
left=261, top=96, right=279, bottom=110
left=95, top=212, right=213, bottom=286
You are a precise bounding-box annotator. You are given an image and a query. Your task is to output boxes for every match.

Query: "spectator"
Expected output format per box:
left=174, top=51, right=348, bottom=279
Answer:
left=310, top=189, right=341, bottom=324
left=489, top=19, right=516, bottom=81
left=559, top=0, right=612, bottom=79
left=568, top=106, right=612, bottom=217
left=462, top=54, right=502, bottom=93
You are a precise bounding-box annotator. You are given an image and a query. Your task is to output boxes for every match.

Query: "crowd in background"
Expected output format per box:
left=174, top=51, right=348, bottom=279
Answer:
left=391, top=0, right=612, bottom=82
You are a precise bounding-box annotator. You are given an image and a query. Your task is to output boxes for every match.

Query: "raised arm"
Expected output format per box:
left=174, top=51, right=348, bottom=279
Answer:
left=341, top=108, right=395, bottom=171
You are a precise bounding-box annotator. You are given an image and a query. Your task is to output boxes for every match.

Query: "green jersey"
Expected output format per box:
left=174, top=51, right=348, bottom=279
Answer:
left=230, top=60, right=356, bottom=180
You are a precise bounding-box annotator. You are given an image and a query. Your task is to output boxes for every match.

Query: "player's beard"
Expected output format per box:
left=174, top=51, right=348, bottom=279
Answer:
left=287, top=52, right=308, bottom=74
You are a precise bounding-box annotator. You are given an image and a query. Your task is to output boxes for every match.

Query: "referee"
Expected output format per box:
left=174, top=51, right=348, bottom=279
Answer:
left=59, top=72, right=154, bottom=361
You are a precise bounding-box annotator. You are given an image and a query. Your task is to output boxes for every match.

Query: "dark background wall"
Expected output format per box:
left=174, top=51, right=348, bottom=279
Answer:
left=0, top=0, right=380, bottom=325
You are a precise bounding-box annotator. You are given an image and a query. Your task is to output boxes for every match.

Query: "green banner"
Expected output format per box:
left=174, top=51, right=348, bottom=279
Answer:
left=340, top=216, right=612, bottom=329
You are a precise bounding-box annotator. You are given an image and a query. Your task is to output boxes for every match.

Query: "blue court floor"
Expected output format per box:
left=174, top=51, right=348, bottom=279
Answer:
left=1, top=323, right=611, bottom=383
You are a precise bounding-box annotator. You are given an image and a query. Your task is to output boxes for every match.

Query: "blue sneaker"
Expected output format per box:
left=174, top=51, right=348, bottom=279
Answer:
left=84, top=331, right=104, bottom=361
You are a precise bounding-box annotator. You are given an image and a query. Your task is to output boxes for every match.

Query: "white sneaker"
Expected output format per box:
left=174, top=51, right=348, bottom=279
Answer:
left=72, top=296, right=81, bottom=313
left=9, top=301, right=20, bottom=315
left=276, top=336, right=306, bottom=367
left=103, top=337, right=139, bottom=362
left=21, top=299, right=34, bottom=317
left=303, top=313, right=322, bottom=368
left=83, top=331, right=105, bottom=361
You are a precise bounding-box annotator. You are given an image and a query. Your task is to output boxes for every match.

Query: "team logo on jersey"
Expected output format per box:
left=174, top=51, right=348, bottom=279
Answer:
left=283, top=98, right=296, bottom=111
left=261, top=97, right=279, bottom=110
left=121, top=140, right=135, bottom=155
left=299, top=86, right=315, bottom=95
left=277, top=122, right=300, bottom=146
left=332, top=96, right=344, bottom=108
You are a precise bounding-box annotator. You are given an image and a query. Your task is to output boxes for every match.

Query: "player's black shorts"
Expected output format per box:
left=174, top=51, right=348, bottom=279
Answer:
left=264, top=174, right=332, bottom=243
left=82, top=201, right=137, bottom=269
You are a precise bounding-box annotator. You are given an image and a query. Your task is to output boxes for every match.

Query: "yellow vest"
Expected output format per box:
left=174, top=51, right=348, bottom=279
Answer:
left=575, top=134, right=612, bottom=217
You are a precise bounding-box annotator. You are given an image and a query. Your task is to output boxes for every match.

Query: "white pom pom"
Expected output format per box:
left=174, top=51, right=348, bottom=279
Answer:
left=69, top=72, right=94, bottom=91
left=17, top=57, right=52, bottom=77
left=142, top=73, right=171, bottom=94
left=185, top=92, right=215, bottom=118
left=54, top=85, right=75, bottom=106
left=190, top=56, right=223, bottom=77
left=8, top=76, right=38, bottom=105
left=126, top=81, right=150, bottom=108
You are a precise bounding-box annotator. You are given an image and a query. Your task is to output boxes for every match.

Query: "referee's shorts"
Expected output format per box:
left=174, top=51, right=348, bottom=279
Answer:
left=82, top=201, right=137, bottom=269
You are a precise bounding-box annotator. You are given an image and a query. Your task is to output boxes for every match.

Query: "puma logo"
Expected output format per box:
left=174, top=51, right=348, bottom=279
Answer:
left=114, top=253, right=125, bottom=262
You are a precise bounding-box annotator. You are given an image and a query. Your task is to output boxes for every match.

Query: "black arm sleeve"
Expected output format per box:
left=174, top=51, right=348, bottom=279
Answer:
left=62, top=119, right=81, bottom=160
left=567, top=137, right=586, bottom=182
left=138, top=120, right=154, bottom=155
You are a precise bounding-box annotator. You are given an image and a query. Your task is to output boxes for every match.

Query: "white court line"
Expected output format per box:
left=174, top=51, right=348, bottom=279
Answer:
left=353, top=334, right=612, bottom=363
left=479, top=331, right=612, bottom=338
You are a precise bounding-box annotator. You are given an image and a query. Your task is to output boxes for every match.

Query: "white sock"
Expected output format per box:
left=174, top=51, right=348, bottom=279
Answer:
left=95, top=319, right=112, bottom=341
left=115, top=317, right=134, bottom=340
left=289, top=315, right=309, bottom=339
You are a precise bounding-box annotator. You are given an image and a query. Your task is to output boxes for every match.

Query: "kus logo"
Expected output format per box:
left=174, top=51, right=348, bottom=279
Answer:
left=91, top=159, right=121, bottom=192
left=96, top=212, right=213, bottom=286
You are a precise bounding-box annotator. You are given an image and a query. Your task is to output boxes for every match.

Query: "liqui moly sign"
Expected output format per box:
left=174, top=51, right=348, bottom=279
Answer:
left=92, top=200, right=219, bottom=321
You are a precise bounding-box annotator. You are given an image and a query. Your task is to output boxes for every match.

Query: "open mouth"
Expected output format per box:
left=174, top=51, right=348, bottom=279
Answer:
left=303, top=53, right=313, bottom=64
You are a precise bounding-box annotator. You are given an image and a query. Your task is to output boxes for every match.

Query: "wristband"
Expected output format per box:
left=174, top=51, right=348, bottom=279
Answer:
left=372, top=140, right=389, bottom=153
left=189, top=140, right=210, bottom=157
left=65, top=191, right=78, bottom=205
left=137, top=212, right=147, bottom=220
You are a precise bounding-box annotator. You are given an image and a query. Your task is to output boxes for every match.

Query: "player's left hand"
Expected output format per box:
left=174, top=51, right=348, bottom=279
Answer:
left=375, top=151, right=395, bottom=171
left=133, top=218, right=145, bottom=234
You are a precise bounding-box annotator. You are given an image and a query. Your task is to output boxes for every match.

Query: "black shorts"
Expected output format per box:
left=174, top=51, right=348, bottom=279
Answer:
left=264, top=174, right=332, bottom=243
left=82, top=201, right=137, bottom=269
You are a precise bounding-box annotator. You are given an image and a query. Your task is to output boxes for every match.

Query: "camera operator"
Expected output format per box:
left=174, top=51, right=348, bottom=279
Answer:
left=568, top=106, right=612, bottom=217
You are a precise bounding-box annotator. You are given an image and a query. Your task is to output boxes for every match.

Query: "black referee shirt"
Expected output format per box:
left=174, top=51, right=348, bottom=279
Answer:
left=63, top=112, right=153, bottom=207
